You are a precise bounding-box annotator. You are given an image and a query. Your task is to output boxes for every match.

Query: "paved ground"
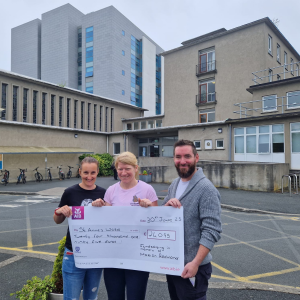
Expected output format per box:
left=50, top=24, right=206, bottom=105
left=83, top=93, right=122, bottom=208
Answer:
left=1, top=186, right=300, bottom=299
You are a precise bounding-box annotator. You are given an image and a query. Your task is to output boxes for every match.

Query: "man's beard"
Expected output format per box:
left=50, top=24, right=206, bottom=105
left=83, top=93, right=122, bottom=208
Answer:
left=175, top=162, right=196, bottom=179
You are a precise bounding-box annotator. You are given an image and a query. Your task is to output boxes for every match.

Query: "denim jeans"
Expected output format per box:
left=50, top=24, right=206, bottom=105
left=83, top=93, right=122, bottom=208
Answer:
left=62, top=248, right=102, bottom=300
left=104, top=268, right=149, bottom=300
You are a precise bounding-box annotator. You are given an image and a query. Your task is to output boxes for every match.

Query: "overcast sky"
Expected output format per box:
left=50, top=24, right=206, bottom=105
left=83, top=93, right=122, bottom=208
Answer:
left=1, top=0, right=299, bottom=72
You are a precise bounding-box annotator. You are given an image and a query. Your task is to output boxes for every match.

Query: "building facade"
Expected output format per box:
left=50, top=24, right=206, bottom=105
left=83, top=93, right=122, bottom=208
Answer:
left=11, top=4, right=164, bottom=116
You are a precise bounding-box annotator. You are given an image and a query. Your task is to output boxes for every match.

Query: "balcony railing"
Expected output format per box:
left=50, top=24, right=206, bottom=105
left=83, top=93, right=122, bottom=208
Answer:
left=196, top=61, right=216, bottom=76
left=195, top=92, right=216, bottom=106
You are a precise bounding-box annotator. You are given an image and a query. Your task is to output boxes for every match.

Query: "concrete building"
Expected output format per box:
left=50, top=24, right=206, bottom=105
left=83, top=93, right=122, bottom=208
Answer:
left=11, top=4, right=164, bottom=116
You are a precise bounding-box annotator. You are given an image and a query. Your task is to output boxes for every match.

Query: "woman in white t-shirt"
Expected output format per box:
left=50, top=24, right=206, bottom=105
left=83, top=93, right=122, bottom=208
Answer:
left=93, top=151, right=158, bottom=300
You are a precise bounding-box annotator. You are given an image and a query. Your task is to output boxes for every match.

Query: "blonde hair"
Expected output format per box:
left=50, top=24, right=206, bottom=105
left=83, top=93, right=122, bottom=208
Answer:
left=115, top=152, right=139, bottom=180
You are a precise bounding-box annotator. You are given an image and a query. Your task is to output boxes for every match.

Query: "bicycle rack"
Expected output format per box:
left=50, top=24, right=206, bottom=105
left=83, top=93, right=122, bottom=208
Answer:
left=282, top=175, right=292, bottom=197
left=289, top=173, right=299, bottom=195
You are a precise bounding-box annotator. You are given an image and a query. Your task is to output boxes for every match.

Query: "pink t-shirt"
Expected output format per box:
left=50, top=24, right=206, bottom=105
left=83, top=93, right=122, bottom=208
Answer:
left=104, top=180, right=158, bottom=206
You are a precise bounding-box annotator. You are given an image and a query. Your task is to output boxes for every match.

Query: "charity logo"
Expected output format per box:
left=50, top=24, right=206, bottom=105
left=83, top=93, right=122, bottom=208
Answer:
left=75, top=247, right=80, bottom=253
left=72, top=206, right=84, bottom=220
left=133, top=195, right=138, bottom=202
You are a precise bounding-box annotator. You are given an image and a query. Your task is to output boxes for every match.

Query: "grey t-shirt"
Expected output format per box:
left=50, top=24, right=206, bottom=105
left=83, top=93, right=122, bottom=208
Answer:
left=175, top=179, right=189, bottom=199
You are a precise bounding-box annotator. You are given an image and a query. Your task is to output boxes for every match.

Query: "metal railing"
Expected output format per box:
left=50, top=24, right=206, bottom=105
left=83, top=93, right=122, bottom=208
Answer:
left=196, top=92, right=216, bottom=106
left=196, top=61, right=216, bottom=76
left=233, top=93, right=300, bottom=118
left=252, top=60, right=300, bottom=85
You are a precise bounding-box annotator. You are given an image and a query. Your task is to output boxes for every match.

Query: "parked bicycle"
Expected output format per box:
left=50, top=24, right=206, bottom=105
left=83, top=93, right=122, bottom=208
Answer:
left=76, top=164, right=80, bottom=178
left=16, top=168, right=27, bottom=184
left=33, top=167, right=43, bottom=182
left=1, top=169, right=10, bottom=186
left=46, top=167, right=52, bottom=181
left=57, top=165, right=65, bottom=180
left=66, top=166, right=74, bottom=179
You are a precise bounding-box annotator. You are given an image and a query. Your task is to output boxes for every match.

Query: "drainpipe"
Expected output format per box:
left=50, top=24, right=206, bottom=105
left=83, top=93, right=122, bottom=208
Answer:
left=228, top=124, right=232, bottom=161
left=106, top=135, right=108, bottom=154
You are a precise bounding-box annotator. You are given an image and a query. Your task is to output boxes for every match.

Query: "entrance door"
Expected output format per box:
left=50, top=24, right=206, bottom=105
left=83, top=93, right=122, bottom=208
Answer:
left=291, top=122, right=300, bottom=169
left=149, top=145, right=159, bottom=157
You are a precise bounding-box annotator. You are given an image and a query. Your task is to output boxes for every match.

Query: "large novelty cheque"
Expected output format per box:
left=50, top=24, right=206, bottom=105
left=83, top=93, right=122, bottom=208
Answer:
left=68, top=206, right=184, bottom=276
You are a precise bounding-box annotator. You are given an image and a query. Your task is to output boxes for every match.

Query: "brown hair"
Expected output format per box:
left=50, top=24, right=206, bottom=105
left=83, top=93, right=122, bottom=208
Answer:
left=115, top=152, right=139, bottom=180
left=173, top=139, right=197, bottom=156
left=80, top=156, right=99, bottom=169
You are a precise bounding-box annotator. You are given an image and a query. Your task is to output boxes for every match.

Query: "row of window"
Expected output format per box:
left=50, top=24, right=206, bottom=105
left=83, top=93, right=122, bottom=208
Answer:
left=262, top=91, right=300, bottom=112
left=194, top=139, right=224, bottom=150
left=1, top=84, right=114, bottom=132
left=126, top=119, right=162, bottom=130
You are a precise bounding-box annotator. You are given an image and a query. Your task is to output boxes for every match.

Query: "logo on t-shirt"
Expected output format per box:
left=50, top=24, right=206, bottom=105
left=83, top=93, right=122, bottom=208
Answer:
left=131, top=195, right=139, bottom=206
left=81, top=199, right=93, bottom=206
left=72, top=206, right=84, bottom=220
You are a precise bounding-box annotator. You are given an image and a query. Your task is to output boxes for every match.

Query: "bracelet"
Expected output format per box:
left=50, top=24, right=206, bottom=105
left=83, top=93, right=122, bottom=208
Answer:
left=54, top=208, right=62, bottom=216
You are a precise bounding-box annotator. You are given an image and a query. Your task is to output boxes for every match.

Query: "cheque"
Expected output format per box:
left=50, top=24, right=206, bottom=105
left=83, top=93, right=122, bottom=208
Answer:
left=68, top=206, right=184, bottom=276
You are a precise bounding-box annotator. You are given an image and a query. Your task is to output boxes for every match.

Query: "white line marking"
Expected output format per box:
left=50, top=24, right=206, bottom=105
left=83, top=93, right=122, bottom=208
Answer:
left=0, top=204, right=23, bottom=208
left=13, top=200, right=44, bottom=203
left=0, top=256, right=23, bottom=268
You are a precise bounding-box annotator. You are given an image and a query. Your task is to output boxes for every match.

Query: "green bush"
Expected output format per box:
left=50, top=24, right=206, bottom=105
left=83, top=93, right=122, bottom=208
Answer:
left=79, top=153, right=114, bottom=177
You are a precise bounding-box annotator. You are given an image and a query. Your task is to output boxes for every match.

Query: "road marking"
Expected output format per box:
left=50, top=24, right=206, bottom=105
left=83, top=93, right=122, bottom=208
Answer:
left=0, top=224, right=67, bottom=234
left=211, top=262, right=247, bottom=281
left=244, top=267, right=300, bottom=280
left=0, top=246, right=57, bottom=256
left=0, top=204, right=23, bottom=208
left=14, top=200, right=44, bottom=203
left=26, top=201, right=33, bottom=250
left=0, top=256, right=23, bottom=268
left=17, top=241, right=59, bottom=249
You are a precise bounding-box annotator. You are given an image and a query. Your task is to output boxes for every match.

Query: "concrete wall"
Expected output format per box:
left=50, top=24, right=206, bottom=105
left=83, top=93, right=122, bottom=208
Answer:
left=11, top=19, right=41, bottom=79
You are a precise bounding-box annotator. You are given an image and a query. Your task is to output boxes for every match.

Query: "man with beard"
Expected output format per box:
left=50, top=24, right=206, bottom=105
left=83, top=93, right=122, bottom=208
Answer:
left=163, top=139, right=222, bottom=300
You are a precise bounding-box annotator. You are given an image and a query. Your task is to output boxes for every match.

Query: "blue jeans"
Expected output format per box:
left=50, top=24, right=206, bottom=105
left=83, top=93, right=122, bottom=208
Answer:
left=104, top=268, right=149, bottom=300
left=62, top=248, right=102, bottom=300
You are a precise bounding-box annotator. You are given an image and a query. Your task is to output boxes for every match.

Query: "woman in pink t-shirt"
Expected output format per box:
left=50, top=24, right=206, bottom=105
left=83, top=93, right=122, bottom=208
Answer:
left=93, top=151, right=158, bottom=299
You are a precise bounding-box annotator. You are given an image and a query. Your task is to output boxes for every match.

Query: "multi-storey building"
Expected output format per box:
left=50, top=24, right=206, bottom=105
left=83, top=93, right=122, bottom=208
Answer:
left=11, top=4, right=164, bottom=116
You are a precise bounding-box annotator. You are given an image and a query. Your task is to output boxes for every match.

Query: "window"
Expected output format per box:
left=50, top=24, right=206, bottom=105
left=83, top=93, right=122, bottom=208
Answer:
left=81, top=101, right=84, bottom=129
left=87, top=103, right=91, bottom=130
left=194, top=141, right=201, bottom=149
left=199, top=48, right=215, bottom=73
left=59, top=97, right=63, bottom=127
left=199, top=109, right=215, bottom=123
left=216, top=139, right=224, bottom=149
left=277, top=74, right=281, bottom=81
left=113, top=143, right=121, bottom=155
left=74, top=100, right=78, bottom=128
left=148, top=120, right=154, bottom=129
left=291, top=58, right=294, bottom=75
left=287, top=91, right=300, bottom=109
left=296, top=64, right=299, bottom=76
left=156, top=120, right=162, bottom=128
left=246, top=127, right=256, bottom=153
left=234, top=128, right=244, bottom=154
left=94, top=104, right=97, bottom=131
left=162, top=145, right=173, bottom=157
left=122, top=90, right=125, bottom=95
left=134, top=122, right=139, bottom=130
left=111, top=108, right=114, bottom=132
left=272, top=124, right=284, bottom=153
left=268, top=69, right=273, bottom=82
left=33, top=91, right=37, bottom=124
left=23, top=88, right=28, bottom=122
left=105, top=107, right=108, bottom=132
left=42, top=93, right=46, bottom=125
left=67, top=98, right=70, bottom=128
left=268, top=35, right=272, bottom=54
left=122, top=30, right=125, bottom=36
left=276, top=44, right=280, bottom=63
left=262, top=94, right=277, bottom=112
left=1, top=84, right=7, bottom=120
left=86, top=66, right=93, bottom=78
left=291, top=122, right=300, bottom=153
left=50, top=95, right=55, bottom=126
left=100, top=106, right=102, bottom=131
left=126, top=123, right=132, bottom=130
left=122, top=70, right=125, bottom=76
left=86, top=87, right=93, bottom=93
left=139, top=146, right=147, bottom=157
left=141, top=121, right=146, bottom=129
left=198, top=80, right=215, bottom=103
left=13, top=86, right=18, bottom=121
left=122, top=50, right=125, bottom=56
left=258, top=126, right=270, bottom=153
left=284, top=52, right=287, bottom=70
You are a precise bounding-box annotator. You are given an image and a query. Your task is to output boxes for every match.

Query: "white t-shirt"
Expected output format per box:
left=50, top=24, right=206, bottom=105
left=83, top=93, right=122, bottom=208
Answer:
left=175, top=179, right=190, bottom=199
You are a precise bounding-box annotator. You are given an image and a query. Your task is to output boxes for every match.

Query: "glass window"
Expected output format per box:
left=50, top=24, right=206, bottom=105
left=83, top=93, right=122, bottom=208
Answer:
left=113, top=143, right=121, bottom=155
left=134, top=122, right=139, bottom=130
left=216, top=139, right=224, bottom=149
left=287, top=91, right=300, bottom=109
left=86, top=27, right=93, bottom=32
left=258, top=134, right=270, bottom=153
left=291, top=58, right=294, bottom=75
left=246, top=127, right=256, bottom=134
left=268, top=69, right=273, bottom=82
left=259, top=126, right=269, bottom=133
left=148, top=120, right=154, bottom=129
left=284, top=52, right=288, bottom=70
left=272, top=124, right=284, bottom=132
left=122, top=90, right=125, bottom=95
left=12, top=86, right=18, bottom=121
left=156, top=120, right=162, bottom=127
left=122, top=50, right=125, bottom=56
left=246, top=135, right=256, bottom=153
left=292, top=133, right=300, bottom=152
left=262, top=95, right=277, bottom=111
left=139, top=138, right=148, bottom=143
left=277, top=44, right=280, bottom=62
left=291, top=123, right=300, bottom=131
left=149, top=138, right=159, bottom=143
left=235, top=128, right=244, bottom=135
left=199, top=108, right=215, bottom=123
left=122, top=30, right=125, bottom=36
left=194, top=141, right=201, bottom=149
left=122, top=70, right=125, bottom=76
left=268, top=35, right=272, bottom=54
left=126, top=123, right=132, bottom=130
left=235, top=136, right=244, bottom=153
left=86, top=87, right=93, bottom=93
left=51, top=95, right=55, bottom=126
left=141, top=121, right=146, bottom=129
left=162, top=145, right=173, bottom=157
left=139, top=146, right=147, bottom=157
left=23, top=88, right=28, bottom=122
left=272, top=134, right=284, bottom=153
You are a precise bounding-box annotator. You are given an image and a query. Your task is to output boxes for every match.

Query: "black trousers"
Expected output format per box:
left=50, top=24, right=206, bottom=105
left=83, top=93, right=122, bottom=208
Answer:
left=166, top=262, right=212, bottom=300
left=113, top=169, right=118, bottom=180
